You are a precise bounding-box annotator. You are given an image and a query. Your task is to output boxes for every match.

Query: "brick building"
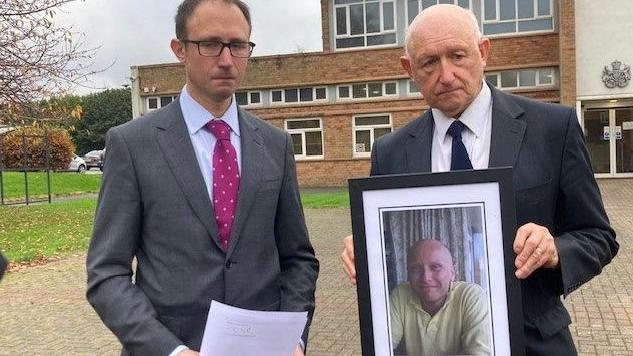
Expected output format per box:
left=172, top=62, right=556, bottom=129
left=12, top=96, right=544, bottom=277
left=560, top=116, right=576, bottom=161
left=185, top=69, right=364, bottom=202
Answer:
left=130, top=0, right=633, bottom=186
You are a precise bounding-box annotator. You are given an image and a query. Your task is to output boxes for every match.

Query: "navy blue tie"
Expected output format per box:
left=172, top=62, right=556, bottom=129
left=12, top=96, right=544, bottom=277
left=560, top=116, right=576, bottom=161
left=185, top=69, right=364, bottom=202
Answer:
left=447, top=120, right=473, bottom=170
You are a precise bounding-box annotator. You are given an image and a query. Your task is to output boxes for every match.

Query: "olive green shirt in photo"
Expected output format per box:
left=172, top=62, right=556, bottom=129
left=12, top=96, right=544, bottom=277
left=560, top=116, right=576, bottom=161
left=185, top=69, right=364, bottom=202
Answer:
left=390, top=281, right=491, bottom=355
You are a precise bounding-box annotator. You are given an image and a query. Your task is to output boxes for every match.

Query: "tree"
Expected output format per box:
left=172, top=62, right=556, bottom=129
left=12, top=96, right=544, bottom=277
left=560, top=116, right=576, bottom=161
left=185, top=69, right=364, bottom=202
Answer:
left=72, top=88, right=131, bottom=154
left=0, top=0, right=98, bottom=126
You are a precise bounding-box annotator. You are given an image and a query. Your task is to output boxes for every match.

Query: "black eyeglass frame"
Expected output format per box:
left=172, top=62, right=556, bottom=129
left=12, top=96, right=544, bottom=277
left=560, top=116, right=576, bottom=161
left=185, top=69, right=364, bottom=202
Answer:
left=179, top=39, right=256, bottom=58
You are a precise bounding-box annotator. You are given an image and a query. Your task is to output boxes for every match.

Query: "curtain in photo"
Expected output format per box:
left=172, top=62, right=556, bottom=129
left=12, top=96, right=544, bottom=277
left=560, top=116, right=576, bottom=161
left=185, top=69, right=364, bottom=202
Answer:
left=383, top=206, right=487, bottom=292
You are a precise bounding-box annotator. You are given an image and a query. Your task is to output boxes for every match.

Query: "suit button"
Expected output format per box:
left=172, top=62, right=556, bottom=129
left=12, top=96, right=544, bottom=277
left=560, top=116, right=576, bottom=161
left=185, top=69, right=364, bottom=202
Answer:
left=225, top=260, right=232, bottom=268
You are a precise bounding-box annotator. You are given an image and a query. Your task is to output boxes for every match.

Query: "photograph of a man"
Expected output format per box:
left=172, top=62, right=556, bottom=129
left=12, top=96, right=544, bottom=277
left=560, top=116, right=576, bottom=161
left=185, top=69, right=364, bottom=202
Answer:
left=390, top=239, right=491, bottom=356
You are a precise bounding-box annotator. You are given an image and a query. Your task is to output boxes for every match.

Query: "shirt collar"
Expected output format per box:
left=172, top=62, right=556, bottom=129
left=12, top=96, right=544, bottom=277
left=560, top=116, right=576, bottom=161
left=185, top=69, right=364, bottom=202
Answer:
left=431, top=81, right=491, bottom=140
left=179, top=85, right=241, bottom=137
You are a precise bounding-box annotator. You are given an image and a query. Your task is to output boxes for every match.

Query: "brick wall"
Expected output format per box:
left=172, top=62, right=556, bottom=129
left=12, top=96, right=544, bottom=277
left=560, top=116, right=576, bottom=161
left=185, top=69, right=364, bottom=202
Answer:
left=321, top=0, right=330, bottom=53
left=486, top=34, right=559, bottom=70
left=558, top=0, right=576, bottom=106
left=139, top=34, right=560, bottom=97
left=138, top=63, right=185, bottom=96
left=242, top=48, right=407, bottom=87
left=297, top=160, right=369, bottom=187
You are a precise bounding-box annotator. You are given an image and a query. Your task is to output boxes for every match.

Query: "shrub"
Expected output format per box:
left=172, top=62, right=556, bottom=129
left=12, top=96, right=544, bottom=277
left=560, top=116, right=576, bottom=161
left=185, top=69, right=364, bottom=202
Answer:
left=0, top=126, right=75, bottom=170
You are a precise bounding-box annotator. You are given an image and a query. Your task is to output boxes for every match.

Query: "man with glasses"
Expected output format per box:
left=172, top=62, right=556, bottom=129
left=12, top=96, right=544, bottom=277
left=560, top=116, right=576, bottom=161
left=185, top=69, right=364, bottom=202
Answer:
left=86, top=1, right=318, bottom=355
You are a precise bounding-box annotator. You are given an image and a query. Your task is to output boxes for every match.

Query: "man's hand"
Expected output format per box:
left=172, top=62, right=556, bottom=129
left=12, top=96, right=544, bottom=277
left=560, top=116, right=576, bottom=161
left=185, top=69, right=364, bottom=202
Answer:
left=177, top=350, right=199, bottom=356
left=293, top=345, right=305, bottom=356
left=513, top=223, right=559, bottom=279
left=341, top=235, right=357, bottom=285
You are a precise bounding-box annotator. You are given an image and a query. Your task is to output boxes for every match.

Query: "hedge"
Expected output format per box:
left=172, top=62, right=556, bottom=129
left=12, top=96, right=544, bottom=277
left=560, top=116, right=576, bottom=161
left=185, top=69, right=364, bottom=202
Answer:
left=1, top=127, right=75, bottom=171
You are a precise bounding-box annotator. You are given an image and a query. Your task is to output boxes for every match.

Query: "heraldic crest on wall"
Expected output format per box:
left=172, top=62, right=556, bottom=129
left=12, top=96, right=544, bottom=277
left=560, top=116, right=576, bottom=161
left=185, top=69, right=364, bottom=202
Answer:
left=602, top=60, right=632, bottom=88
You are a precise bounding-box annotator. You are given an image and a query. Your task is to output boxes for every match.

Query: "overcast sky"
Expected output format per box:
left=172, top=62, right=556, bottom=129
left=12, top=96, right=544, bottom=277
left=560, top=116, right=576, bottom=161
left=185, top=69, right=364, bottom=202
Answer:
left=55, top=0, right=323, bottom=95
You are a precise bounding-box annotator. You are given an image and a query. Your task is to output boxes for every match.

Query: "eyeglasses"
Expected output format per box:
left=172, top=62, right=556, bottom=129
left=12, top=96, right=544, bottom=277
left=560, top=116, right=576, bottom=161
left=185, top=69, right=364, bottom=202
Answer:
left=180, top=39, right=255, bottom=58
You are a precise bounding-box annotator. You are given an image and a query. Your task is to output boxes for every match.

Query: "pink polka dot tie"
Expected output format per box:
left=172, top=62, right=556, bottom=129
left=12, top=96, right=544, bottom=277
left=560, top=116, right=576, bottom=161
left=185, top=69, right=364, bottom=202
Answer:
left=207, top=120, right=240, bottom=252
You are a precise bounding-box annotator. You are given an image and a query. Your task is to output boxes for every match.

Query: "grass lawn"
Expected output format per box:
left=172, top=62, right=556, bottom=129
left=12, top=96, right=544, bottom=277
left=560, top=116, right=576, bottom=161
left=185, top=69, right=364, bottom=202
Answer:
left=0, top=171, right=101, bottom=201
left=0, top=187, right=348, bottom=264
left=0, top=199, right=96, bottom=263
left=301, top=189, right=349, bottom=208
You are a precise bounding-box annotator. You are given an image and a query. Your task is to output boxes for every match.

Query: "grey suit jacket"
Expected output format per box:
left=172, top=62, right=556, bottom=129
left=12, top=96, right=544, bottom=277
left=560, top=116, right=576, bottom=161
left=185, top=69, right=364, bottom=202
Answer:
left=370, top=84, right=618, bottom=355
left=86, top=99, right=319, bottom=355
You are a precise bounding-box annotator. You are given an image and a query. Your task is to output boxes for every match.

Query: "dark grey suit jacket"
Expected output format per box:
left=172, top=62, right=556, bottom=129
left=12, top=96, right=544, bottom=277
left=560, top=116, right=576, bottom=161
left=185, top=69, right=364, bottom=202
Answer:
left=370, top=85, right=618, bottom=355
left=86, top=99, right=319, bottom=355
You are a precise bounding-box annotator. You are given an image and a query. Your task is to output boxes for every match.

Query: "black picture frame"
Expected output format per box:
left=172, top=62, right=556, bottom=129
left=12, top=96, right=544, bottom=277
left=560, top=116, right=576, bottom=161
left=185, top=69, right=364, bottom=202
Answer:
left=348, top=167, right=524, bottom=356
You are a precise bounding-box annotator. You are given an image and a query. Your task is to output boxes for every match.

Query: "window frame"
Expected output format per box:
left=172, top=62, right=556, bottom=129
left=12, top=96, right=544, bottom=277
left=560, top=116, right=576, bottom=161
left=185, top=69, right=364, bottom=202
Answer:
left=352, top=113, right=393, bottom=158
left=405, top=0, right=472, bottom=26
left=336, top=81, right=399, bottom=101
left=333, top=0, right=398, bottom=51
left=406, top=79, right=423, bottom=97
left=146, top=95, right=179, bottom=112
left=484, top=67, right=557, bottom=90
left=235, top=90, right=263, bottom=108
left=481, top=0, right=555, bottom=37
left=284, top=118, right=325, bottom=160
left=270, top=87, right=329, bottom=106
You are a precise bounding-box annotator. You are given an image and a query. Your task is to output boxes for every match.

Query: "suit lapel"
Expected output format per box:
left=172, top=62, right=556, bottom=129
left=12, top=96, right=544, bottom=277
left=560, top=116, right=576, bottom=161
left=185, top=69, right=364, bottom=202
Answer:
left=405, top=112, right=434, bottom=173
left=488, top=87, right=527, bottom=168
left=226, top=109, right=263, bottom=256
left=154, top=100, right=221, bottom=249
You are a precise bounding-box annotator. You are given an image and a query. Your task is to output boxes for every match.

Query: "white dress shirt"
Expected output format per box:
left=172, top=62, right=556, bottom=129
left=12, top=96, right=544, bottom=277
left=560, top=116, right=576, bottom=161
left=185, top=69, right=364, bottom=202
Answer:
left=431, top=82, right=493, bottom=173
left=179, top=86, right=242, bottom=202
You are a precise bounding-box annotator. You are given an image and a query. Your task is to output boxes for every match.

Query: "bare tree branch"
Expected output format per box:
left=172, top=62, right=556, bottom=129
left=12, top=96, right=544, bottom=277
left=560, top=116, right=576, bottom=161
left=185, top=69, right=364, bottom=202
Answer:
left=1, top=0, right=100, bottom=126
left=0, top=0, right=78, bottom=17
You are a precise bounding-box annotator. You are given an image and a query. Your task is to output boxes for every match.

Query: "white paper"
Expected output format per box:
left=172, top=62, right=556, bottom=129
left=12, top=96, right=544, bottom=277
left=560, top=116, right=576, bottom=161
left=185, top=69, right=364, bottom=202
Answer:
left=200, top=300, right=308, bottom=356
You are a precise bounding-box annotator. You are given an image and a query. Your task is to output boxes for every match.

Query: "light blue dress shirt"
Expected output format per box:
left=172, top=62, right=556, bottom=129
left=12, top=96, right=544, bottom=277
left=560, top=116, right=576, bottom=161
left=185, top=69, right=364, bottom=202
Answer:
left=179, top=86, right=242, bottom=202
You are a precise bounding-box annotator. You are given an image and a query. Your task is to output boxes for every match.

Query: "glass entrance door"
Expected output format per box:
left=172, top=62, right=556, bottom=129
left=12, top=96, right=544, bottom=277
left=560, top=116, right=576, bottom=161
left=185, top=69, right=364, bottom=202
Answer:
left=615, top=108, right=633, bottom=174
left=583, top=109, right=611, bottom=174
left=583, top=105, right=633, bottom=176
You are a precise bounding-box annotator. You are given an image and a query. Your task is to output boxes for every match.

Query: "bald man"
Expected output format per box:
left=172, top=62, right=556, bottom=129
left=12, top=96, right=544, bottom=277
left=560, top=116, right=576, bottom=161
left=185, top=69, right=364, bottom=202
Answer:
left=342, top=4, right=617, bottom=355
left=390, top=239, right=490, bottom=355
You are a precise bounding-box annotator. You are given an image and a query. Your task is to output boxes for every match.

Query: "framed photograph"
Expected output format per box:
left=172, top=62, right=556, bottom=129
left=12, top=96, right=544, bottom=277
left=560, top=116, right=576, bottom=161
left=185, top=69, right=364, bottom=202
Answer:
left=348, top=168, right=524, bottom=356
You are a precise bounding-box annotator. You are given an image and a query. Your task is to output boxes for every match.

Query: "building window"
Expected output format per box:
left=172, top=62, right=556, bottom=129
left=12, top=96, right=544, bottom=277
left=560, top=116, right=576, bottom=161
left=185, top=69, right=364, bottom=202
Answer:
left=146, top=95, right=178, bottom=111
left=285, top=119, right=324, bottom=159
left=338, top=86, right=350, bottom=99
left=272, top=90, right=283, bottom=103
left=485, top=67, right=556, bottom=90
left=271, top=87, right=328, bottom=105
left=337, top=81, right=398, bottom=100
left=285, top=89, right=299, bottom=103
left=406, top=0, right=471, bottom=24
left=148, top=97, right=158, bottom=110
left=353, top=114, right=392, bottom=157
left=315, top=87, right=327, bottom=100
left=407, top=79, right=422, bottom=96
left=482, top=0, right=554, bottom=36
left=235, top=91, right=262, bottom=107
left=334, top=0, right=396, bottom=50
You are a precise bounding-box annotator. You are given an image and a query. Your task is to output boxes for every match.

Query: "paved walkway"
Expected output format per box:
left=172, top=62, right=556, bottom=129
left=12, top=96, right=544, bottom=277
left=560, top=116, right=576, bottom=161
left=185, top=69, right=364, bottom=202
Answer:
left=0, top=179, right=631, bottom=355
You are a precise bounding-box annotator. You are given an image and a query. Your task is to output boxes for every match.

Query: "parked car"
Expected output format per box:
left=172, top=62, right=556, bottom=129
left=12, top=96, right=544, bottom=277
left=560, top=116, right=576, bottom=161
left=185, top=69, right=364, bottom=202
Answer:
left=83, top=149, right=104, bottom=170
left=68, top=154, right=87, bottom=173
